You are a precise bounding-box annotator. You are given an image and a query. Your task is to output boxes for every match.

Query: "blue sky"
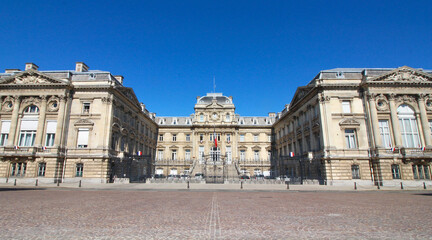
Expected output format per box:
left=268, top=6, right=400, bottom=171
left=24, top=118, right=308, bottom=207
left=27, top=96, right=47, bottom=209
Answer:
left=1, top=0, right=431, bottom=116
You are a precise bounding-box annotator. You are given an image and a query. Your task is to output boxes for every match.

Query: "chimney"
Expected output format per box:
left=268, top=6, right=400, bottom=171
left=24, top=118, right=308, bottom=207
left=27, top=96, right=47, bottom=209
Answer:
left=75, top=62, right=89, bottom=72
left=114, top=75, right=124, bottom=84
left=196, top=96, right=200, bottom=100
left=140, top=103, right=146, bottom=111
left=268, top=112, right=276, bottom=118
left=5, top=69, right=21, bottom=73
left=25, top=63, right=39, bottom=71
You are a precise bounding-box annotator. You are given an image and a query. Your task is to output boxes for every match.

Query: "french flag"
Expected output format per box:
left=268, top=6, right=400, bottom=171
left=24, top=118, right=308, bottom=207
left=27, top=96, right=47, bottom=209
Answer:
left=137, top=151, right=142, bottom=156
left=421, top=146, right=426, bottom=151
left=289, top=152, right=295, bottom=157
left=43, top=146, right=47, bottom=150
left=14, top=146, right=19, bottom=150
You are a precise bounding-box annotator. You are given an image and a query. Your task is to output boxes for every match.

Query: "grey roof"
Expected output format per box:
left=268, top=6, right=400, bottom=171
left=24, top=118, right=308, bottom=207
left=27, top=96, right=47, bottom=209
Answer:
left=196, top=93, right=233, bottom=105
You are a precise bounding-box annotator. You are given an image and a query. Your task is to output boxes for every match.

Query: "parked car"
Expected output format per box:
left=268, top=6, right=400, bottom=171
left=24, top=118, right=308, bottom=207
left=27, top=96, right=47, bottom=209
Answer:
left=240, top=175, right=250, bottom=179
left=254, top=174, right=265, bottom=180
left=168, top=174, right=180, bottom=179
left=154, top=174, right=165, bottom=179
left=180, top=174, right=190, bottom=180
left=194, top=173, right=204, bottom=180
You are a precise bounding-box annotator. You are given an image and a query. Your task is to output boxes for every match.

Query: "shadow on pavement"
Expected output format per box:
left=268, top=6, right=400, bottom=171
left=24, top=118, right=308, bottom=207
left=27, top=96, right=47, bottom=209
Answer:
left=0, top=187, right=46, bottom=192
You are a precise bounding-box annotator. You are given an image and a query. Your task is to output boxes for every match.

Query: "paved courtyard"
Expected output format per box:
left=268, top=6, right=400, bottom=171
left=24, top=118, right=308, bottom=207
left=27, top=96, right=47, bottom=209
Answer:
left=0, top=188, right=431, bottom=239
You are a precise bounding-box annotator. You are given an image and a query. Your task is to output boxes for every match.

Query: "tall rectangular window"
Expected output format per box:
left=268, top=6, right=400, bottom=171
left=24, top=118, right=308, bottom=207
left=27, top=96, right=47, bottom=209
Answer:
left=0, top=120, right=10, bottom=146
left=185, top=149, right=191, bottom=160
left=345, top=129, right=357, bottom=149
left=45, top=121, right=57, bottom=147
left=172, top=134, right=177, bottom=142
left=159, top=134, right=163, bottom=141
left=186, top=134, right=190, bottom=141
left=254, top=135, right=258, bottom=142
left=254, top=150, right=259, bottom=161
left=157, top=150, right=163, bottom=161
left=391, top=164, right=400, bottom=179
left=268, top=151, right=271, bottom=160
left=11, top=162, right=27, bottom=177
left=399, top=118, right=420, bottom=148
left=199, top=146, right=204, bottom=161
left=342, top=101, right=351, bottom=113
left=379, top=120, right=392, bottom=148
left=351, top=165, right=360, bottom=179
left=240, top=150, right=245, bottom=161
left=76, top=163, right=83, bottom=177
left=171, top=150, right=177, bottom=160
left=200, top=134, right=204, bottom=142
left=82, top=103, right=90, bottom=114
left=38, top=162, right=46, bottom=177
left=226, top=146, right=232, bottom=162
left=19, top=120, right=38, bottom=146
left=240, top=134, right=245, bottom=142
left=226, top=134, right=231, bottom=142
left=77, top=128, right=89, bottom=148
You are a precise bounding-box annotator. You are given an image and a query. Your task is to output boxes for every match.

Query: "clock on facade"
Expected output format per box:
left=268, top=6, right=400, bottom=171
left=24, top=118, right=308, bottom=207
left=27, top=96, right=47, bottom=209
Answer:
left=212, top=113, right=218, bottom=120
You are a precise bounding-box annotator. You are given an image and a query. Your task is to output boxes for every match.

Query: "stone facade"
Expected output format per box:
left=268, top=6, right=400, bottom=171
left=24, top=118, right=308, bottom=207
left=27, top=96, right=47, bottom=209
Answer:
left=274, top=66, right=432, bottom=186
left=0, top=62, right=157, bottom=184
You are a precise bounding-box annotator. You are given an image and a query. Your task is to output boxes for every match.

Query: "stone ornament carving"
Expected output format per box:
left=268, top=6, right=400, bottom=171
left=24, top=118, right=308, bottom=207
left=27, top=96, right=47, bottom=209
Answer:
left=318, top=94, right=330, bottom=103
left=375, top=94, right=389, bottom=111
left=13, top=73, right=49, bottom=84
left=421, top=94, right=432, bottom=111
left=21, top=97, right=41, bottom=110
left=339, top=118, right=361, bottom=127
left=2, top=96, right=14, bottom=112
left=47, top=96, right=60, bottom=112
left=396, top=95, right=416, bottom=105
left=74, top=118, right=94, bottom=126
left=371, top=67, right=430, bottom=83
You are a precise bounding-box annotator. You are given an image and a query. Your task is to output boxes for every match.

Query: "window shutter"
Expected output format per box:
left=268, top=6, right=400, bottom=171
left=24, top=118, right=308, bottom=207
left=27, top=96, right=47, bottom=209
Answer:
left=1, top=121, right=11, bottom=133
left=77, top=129, right=89, bottom=146
left=46, top=121, right=57, bottom=133
left=20, top=120, right=38, bottom=130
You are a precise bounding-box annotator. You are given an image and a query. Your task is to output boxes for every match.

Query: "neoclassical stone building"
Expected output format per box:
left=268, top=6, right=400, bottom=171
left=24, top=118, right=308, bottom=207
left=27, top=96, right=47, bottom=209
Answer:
left=1, top=63, right=431, bottom=186
left=274, top=66, right=432, bottom=186
left=155, top=93, right=274, bottom=182
left=0, top=62, right=157, bottom=184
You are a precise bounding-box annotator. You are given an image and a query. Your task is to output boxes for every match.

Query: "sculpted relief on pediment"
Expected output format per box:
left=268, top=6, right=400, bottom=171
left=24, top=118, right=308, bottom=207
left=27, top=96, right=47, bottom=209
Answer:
left=0, top=70, right=69, bottom=85
left=369, top=67, right=431, bottom=83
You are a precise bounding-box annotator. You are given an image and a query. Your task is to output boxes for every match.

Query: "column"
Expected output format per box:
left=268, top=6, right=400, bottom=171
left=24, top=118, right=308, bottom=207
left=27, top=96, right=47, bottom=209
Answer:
left=389, top=94, right=402, bottom=147
left=368, top=94, right=382, bottom=148
left=418, top=94, right=432, bottom=147
left=7, top=96, right=21, bottom=146
left=35, top=96, right=47, bottom=147
left=54, top=95, right=66, bottom=147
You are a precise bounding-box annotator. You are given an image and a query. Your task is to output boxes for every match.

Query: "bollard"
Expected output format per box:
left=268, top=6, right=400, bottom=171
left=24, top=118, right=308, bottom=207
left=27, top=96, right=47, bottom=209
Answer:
left=400, top=182, right=403, bottom=190
left=286, top=182, right=289, bottom=190
left=14, top=179, right=16, bottom=186
left=79, top=180, right=82, bottom=188
left=354, top=182, right=357, bottom=190
left=424, top=182, right=427, bottom=190
left=187, top=181, right=190, bottom=189
left=377, top=182, right=380, bottom=190
left=57, top=181, right=60, bottom=187
left=6, top=178, right=8, bottom=183
left=35, top=179, right=38, bottom=186
left=241, top=181, right=243, bottom=189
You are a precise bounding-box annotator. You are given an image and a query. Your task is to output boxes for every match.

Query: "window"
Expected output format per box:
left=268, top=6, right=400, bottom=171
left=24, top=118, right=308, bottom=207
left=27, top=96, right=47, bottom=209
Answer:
left=76, top=163, right=83, bottom=177
left=398, top=105, right=420, bottom=148
left=429, top=120, right=432, bottom=139
left=172, top=118, right=177, bottom=125
left=254, top=150, right=259, bottom=161
left=254, top=135, right=258, bottom=142
left=45, top=121, right=57, bottom=147
left=391, top=164, right=400, bottom=179
left=254, top=169, right=262, bottom=175
left=412, top=165, right=431, bottom=180
left=226, top=114, right=230, bottom=122
left=38, top=162, right=46, bottom=177
left=253, top=119, right=257, bottom=125
left=157, top=150, right=163, bottom=161
left=345, top=129, right=357, bottom=149
left=83, top=103, right=90, bottom=114
left=240, top=134, right=245, bottom=142
left=226, top=146, right=232, bottom=162
left=379, top=120, right=392, bottom=148
left=159, top=134, right=163, bottom=141
left=24, top=105, right=39, bottom=113
left=172, top=134, right=177, bottom=142
left=171, top=150, right=177, bottom=160
left=268, top=151, right=271, bottom=160
left=199, top=114, right=204, bottom=122
left=0, top=120, right=11, bottom=146
left=268, top=135, right=271, bottom=142
left=199, top=146, right=204, bottom=161
left=77, top=128, right=89, bottom=148
left=10, top=162, right=27, bottom=177
left=185, top=149, right=191, bottom=160
left=19, top=119, right=38, bottom=147
left=186, top=134, right=190, bottom=141
left=226, top=134, right=231, bottom=142
left=342, top=101, right=351, bottom=113
left=240, top=150, right=245, bottom=161
left=351, top=165, right=360, bottom=179
left=200, top=134, right=204, bottom=142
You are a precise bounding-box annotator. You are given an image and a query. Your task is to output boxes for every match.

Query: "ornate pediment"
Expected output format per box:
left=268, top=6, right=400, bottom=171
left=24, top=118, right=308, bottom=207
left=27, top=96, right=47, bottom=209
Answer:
left=0, top=70, right=70, bottom=86
left=291, top=86, right=313, bottom=107
left=206, top=98, right=223, bottom=109
left=74, top=118, right=94, bottom=126
left=366, top=66, right=432, bottom=84
left=339, top=118, right=360, bottom=127
left=117, top=87, right=140, bottom=107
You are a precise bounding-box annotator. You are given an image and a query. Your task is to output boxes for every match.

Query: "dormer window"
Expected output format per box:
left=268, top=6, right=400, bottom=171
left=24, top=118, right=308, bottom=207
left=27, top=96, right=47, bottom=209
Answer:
left=336, top=71, right=345, bottom=78
left=239, top=119, right=244, bottom=125
left=186, top=119, right=191, bottom=125
left=24, top=105, right=39, bottom=114
left=253, top=119, right=258, bottom=125
left=172, top=118, right=177, bottom=125
left=158, top=119, right=165, bottom=125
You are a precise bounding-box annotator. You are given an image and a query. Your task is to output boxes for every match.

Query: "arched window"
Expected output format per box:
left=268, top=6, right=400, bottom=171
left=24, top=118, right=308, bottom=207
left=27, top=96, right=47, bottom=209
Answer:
left=398, top=104, right=420, bottom=148
left=23, top=105, right=39, bottom=114
left=199, top=114, right=204, bottom=122
left=225, top=113, right=230, bottom=122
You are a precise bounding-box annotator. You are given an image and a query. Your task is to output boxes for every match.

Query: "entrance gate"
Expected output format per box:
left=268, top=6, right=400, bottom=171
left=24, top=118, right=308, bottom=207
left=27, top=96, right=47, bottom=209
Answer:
left=205, top=147, right=225, bottom=184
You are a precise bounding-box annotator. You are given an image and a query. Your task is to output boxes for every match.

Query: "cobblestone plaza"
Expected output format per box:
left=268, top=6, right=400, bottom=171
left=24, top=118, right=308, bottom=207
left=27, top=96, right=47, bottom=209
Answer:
left=0, top=187, right=431, bottom=239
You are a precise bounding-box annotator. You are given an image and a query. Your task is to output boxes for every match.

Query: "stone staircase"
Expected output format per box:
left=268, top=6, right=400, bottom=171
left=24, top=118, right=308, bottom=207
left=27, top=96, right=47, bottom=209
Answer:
left=225, top=163, right=240, bottom=180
